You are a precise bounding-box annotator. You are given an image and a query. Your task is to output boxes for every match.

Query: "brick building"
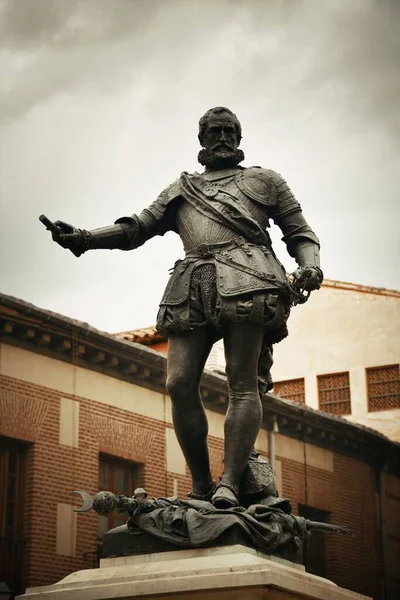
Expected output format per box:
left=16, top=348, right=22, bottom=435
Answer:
left=0, top=292, right=399, bottom=599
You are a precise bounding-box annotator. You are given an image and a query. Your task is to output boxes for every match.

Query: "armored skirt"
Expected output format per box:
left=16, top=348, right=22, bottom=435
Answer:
left=157, top=262, right=290, bottom=343
left=156, top=259, right=291, bottom=393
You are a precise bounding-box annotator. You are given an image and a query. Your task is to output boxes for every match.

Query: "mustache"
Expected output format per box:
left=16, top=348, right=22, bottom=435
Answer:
left=212, top=143, right=234, bottom=151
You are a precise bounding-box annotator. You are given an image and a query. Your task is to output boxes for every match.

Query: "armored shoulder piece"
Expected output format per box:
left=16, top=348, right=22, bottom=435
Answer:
left=236, top=167, right=277, bottom=206
left=264, top=169, right=302, bottom=219
left=140, top=179, right=181, bottom=225
left=115, top=179, right=181, bottom=250
left=236, top=167, right=301, bottom=217
left=139, top=179, right=181, bottom=235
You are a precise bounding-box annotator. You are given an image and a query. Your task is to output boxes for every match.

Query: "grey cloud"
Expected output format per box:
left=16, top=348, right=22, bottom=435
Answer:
left=0, top=0, right=78, bottom=48
left=305, top=1, right=400, bottom=134
left=1, top=0, right=242, bottom=121
left=0, top=0, right=155, bottom=49
left=0, top=0, right=159, bottom=120
left=242, top=0, right=400, bottom=135
left=0, top=0, right=399, bottom=332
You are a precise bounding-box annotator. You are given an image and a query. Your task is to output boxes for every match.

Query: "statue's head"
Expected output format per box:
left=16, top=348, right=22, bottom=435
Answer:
left=198, top=106, right=245, bottom=170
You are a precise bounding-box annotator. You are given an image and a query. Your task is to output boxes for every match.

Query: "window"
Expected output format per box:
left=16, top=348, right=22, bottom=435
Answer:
left=298, top=505, right=330, bottom=578
left=367, top=364, right=400, bottom=412
left=0, top=437, right=27, bottom=594
left=317, top=372, right=351, bottom=415
left=273, top=378, right=305, bottom=404
left=98, top=455, right=144, bottom=539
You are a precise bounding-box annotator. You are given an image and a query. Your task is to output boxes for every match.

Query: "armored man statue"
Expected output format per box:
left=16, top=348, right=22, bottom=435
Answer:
left=45, top=107, right=322, bottom=510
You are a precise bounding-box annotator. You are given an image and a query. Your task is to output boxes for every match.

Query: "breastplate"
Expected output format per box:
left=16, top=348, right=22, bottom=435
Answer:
left=176, top=201, right=235, bottom=251
left=176, top=170, right=270, bottom=251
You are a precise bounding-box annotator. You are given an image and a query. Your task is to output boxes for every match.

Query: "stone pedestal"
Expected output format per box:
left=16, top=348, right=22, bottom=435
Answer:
left=17, top=545, right=371, bottom=600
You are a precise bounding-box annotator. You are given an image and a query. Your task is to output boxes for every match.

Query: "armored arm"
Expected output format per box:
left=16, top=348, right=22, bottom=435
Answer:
left=42, top=218, right=137, bottom=257
left=44, top=180, right=181, bottom=257
left=268, top=171, right=323, bottom=290
left=115, top=180, right=181, bottom=250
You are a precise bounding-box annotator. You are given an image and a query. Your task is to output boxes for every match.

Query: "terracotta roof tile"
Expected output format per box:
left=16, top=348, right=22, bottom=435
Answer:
left=115, top=326, right=165, bottom=345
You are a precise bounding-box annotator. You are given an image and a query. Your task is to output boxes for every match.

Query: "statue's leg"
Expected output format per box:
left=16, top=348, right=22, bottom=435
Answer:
left=213, top=321, right=264, bottom=507
left=166, top=327, right=215, bottom=496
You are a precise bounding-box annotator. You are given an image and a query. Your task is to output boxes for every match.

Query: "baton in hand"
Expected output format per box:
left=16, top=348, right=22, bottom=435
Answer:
left=39, top=214, right=60, bottom=236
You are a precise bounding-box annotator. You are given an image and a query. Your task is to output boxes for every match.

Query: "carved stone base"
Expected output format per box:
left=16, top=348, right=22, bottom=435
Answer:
left=17, top=545, right=371, bottom=600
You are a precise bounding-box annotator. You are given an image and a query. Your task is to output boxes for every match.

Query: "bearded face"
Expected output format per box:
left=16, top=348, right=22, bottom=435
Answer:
left=198, top=116, right=245, bottom=170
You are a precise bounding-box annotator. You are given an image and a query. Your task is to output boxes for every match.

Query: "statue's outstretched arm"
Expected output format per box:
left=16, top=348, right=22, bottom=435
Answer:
left=41, top=180, right=180, bottom=257
left=40, top=217, right=136, bottom=257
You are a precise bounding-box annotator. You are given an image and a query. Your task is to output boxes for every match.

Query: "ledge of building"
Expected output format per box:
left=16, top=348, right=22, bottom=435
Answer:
left=320, top=278, right=400, bottom=298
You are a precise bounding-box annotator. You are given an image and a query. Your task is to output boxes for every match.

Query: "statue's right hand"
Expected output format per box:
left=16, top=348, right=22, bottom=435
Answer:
left=52, top=220, right=85, bottom=257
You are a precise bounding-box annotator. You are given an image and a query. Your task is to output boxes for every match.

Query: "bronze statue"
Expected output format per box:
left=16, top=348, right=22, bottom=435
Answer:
left=41, top=107, right=322, bottom=510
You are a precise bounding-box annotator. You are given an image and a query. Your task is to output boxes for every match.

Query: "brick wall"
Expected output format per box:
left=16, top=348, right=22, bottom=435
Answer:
left=0, top=364, right=390, bottom=598
left=279, top=452, right=382, bottom=598
left=0, top=372, right=168, bottom=589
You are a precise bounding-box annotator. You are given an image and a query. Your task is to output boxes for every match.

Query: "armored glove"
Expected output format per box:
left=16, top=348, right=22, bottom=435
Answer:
left=292, top=266, right=323, bottom=292
left=291, top=240, right=323, bottom=291
left=51, top=221, right=86, bottom=257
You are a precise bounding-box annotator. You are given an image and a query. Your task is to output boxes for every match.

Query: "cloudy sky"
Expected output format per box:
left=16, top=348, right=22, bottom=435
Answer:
left=0, top=0, right=399, bottom=333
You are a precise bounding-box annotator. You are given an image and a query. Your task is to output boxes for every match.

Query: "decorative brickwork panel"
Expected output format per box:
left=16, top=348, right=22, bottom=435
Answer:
left=367, top=364, right=400, bottom=412
left=317, top=372, right=351, bottom=415
left=0, top=390, right=48, bottom=442
left=273, top=378, right=305, bottom=404
left=90, top=415, right=155, bottom=462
